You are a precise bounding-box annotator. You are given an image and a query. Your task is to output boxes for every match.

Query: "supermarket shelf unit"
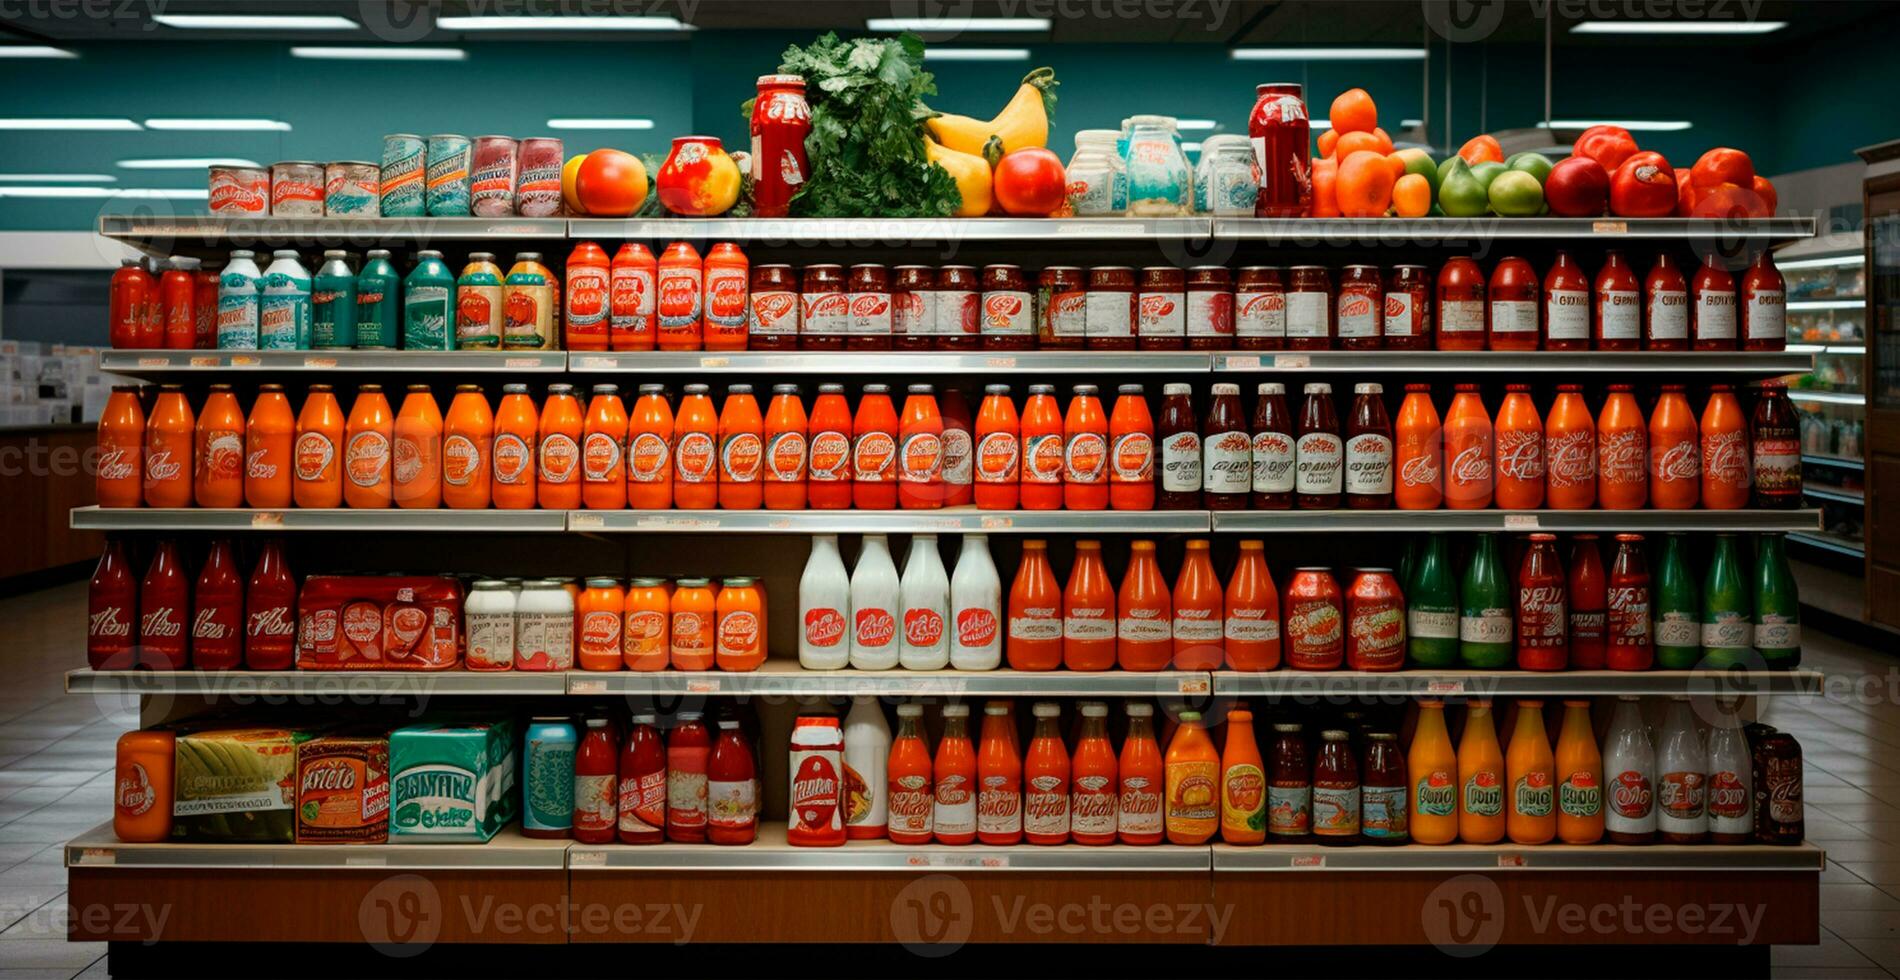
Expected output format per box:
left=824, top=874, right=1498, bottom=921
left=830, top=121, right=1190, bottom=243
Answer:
left=72, top=212, right=1823, bottom=960
left=1776, top=231, right=1868, bottom=563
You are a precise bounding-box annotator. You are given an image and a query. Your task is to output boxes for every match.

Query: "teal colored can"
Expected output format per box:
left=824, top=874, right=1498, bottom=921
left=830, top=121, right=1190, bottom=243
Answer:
left=312, top=250, right=358, bottom=348
left=402, top=249, right=455, bottom=350
left=522, top=717, right=577, bottom=837
left=353, top=249, right=401, bottom=348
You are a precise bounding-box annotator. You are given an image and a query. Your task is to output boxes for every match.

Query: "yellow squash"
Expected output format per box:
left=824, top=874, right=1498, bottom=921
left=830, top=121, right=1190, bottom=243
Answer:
left=924, top=137, right=993, bottom=218
left=926, top=68, right=1058, bottom=157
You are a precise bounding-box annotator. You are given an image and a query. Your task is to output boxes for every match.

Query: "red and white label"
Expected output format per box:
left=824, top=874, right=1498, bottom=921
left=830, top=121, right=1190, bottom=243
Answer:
left=980, top=290, right=1033, bottom=336
left=1137, top=291, right=1184, bottom=338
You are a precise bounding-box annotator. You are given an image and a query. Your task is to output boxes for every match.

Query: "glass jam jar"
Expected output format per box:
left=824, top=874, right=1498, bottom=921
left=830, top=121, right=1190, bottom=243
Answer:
left=1435, top=257, right=1485, bottom=352
left=847, top=263, right=891, bottom=351
left=1285, top=265, right=1332, bottom=351
left=1037, top=266, right=1086, bottom=350
left=1136, top=266, right=1186, bottom=351
left=1236, top=266, right=1286, bottom=351
left=1185, top=266, right=1234, bottom=351
left=1487, top=256, right=1539, bottom=352
left=937, top=265, right=979, bottom=351
left=1335, top=264, right=1382, bottom=351
left=892, top=265, right=935, bottom=352
left=1382, top=264, right=1428, bottom=351
left=980, top=264, right=1034, bottom=350
left=1085, top=266, right=1135, bottom=351
left=799, top=264, right=846, bottom=351
left=747, top=263, right=799, bottom=352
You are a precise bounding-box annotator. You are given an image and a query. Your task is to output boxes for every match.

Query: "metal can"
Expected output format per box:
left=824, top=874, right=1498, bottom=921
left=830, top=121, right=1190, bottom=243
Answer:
left=323, top=161, right=380, bottom=217
left=799, top=264, right=846, bottom=351
left=847, top=264, right=891, bottom=350
left=516, top=137, right=565, bottom=217
left=1286, top=265, right=1332, bottom=351
left=1337, top=264, right=1382, bottom=350
left=1085, top=266, right=1135, bottom=351
left=522, top=717, right=578, bottom=837
left=1035, top=266, right=1086, bottom=350
left=1283, top=567, right=1343, bottom=670
left=470, top=135, right=520, bottom=218
left=892, top=266, right=935, bottom=351
left=1345, top=568, right=1405, bottom=671
left=1136, top=266, right=1185, bottom=350
left=979, top=264, right=1033, bottom=350
left=1383, top=264, right=1430, bottom=350
left=1185, top=266, right=1234, bottom=350
left=378, top=134, right=426, bottom=217
left=269, top=162, right=324, bottom=217
left=424, top=134, right=472, bottom=217
left=1235, top=266, right=1285, bottom=351
left=936, top=265, right=979, bottom=350
left=208, top=165, right=269, bottom=216
left=748, top=264, right=799, bottom=351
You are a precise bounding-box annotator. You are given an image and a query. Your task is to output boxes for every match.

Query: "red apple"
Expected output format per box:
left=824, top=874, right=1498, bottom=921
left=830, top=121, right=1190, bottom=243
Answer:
left=1543, top=156, right=1609, bottom=217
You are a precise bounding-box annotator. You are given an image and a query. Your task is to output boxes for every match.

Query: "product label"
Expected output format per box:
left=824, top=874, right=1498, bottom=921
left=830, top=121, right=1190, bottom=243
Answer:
left=1085, top=290, right=1133, bottom=338
left=628, top=432, right=669, bottom=483
left=749, top=289, right=797, bottom=336
left=673, top=431, right=716, bottom=483
left=1220, top=764, right=1265, bottom=836
left=1202, top=430, right=1252, bottom=494
left=1696, top=291, right=1736, bottom=339
left=1238, top=288, right=1285, bottom=338
left=440, top=434, right=480, bottom=487
left=1286, top=290, right=1326, bottom=338
left=345, top=431, right=389, bottom=488
left=540, top=433, right=580, bottom=485
left=1659, top=771, right=1705, bottom=819
left=1136, top=291, right=1184, bottom=337
left=1415, top=771, right=1456, bottom=817
left=1024, top=775, right=1069, bottom=837
left=1186, top=289, right=1233, bottom=338
left=974, top=431, right=1019, bottom=483
left=1490, top=299, right=1536, bottom=336
left=902, top=607, right=945, bottom=648
left=1267, top=784, right=1311, bottom=835
left=1336, top=285, right=1378, bottom=338
left=893, top=289, right=933, bottom=337
left=899, top=432, right=943, bottom=484
left=1312, top=784, right=1359, bottom=835
left=1610, top=770, right=1653, bottom=819
left=1251, top=430, right=1294, bottom=493
left=1295, top=431, right=1342, bottom=494
left=848, top=291, right=892, bottom=336
left=1023, top=433, right=1064, bottom=484
left=492, top=432, right=531, bottom=485
left=1600, top=289, right=1640, bottom=339
left=1701, top=612, right=1751, bottom=650
left=808, top=430, right=849, bottom=482
left=942, top=427, right=972, bottom=487
left=1560, top=772, right=1601, bottom=818
left=1064, top=610, right=1114, bottom=642
left=852, top=431, right=897, bottom=483
left=1117, top=612, right=1170, bottom=644
left=707, top=779, right=757, bottom=831
left=1064, top=431, right=1108, bottom=485
left=1048, top=289, right=1088, bottom=338
left=977, top=776, right=1020, bottom=836
left=1008, top=609, right=1062, bottom=642
left=1460, top=610, right=1512, bottom=644
left=957, top=607, right=999, bottom=648
left=889, top=774, right=932, bottom=837
left=611, top=267, right=656, bottom=337
left=1649, top=289, right=1688, bottom=340
left=1497, top=428, right=1545, bottom=484
left=1111, top=432, right=1153, bottom=483
left=1462, top=770, right=1503, bottom=818
left=981, top=290, right=1033, bottom=336
left=1171, top=610, right=1222, bottom=644
left=1409, top=608, right=1457, bottom=639
left=1224, top=609, right=1279, bottom=644
left=1439, top=298, right=1483, bottom=335
left=1755, top=616, right=1799, bottom=651
left=1513, top=772, right=1554, bottom=818
left=1383, top=291, right=1417, bottom=337
left=802, top=291, right=848, bottom=335
left=1746, top=290, right=1785, bottom=340
left=804, top=607, right=846, bottom=649
left=1344, top=432, right=1393, bottom=495
left=657, top=268, right=702, bottom=331
left=584, top=431, right=624, bottom=482
left=766, top=431, right=807, bottom=482
left=1073, top=776, right=1117, bottom=837
left=1708, top=771, right=1748, bottom=820
left=1161, top=432, right=1201, bottom=493
left=854, top=608, right=897, bottom=650
left=1656, top=611, right=1698, bottom=648
left=1361, top=785, right=1407, bottom=839
left=934, top=774, right=976, bottom=836
left=1119, top=775, right=1162, bottom=837
left=294, top=431, right=335, bottom=483
left=1547, top=289, right=1589, bottom=339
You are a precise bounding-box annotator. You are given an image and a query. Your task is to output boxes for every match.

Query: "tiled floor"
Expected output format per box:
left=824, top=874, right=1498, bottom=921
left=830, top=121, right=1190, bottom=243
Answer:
left=0, top=580, right=1891, bottom=977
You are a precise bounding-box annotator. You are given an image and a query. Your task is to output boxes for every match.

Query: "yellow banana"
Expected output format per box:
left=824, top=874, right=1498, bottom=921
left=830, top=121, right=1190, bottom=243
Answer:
left=924, top=137, right=994, bottom=218
left=925, top=68, right=1058, bottom=157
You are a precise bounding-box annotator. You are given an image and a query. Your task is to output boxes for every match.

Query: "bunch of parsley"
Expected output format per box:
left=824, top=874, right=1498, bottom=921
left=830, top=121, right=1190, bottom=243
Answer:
left=752, top=32, right=961, bottom=218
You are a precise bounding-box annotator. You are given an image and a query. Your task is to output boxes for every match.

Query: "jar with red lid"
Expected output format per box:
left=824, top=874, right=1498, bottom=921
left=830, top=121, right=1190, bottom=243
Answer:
left=1036, top=266, right=1086, bottom=350
left=892, top=265, right=935, bottom=352
left=846, top=263, right=891, bottom=351
left=1285, top=265, right=1332, bottom=351
left=1085, top=267, right=1135, bottom=351
left=1487, top=256, right=1539, bottom=352
left=1136, top=266, right=1185, bottom=351
left=1235, top=267, right=1285, bottom=351
left=1383, top=265, right=1429, bottom=350
left=1335, top=264, right=1382, bottom=351
left=1435, top=257, right=1485, bottom=351
left=800, top=264, right=846, bottom=351
left=979, top=264, right=1034, bottom=350
left=1184, top=266, right=1234, bottom=351
left=747, top=263, right=799, bottom=351
left=937, top=265, right=979, bottom=350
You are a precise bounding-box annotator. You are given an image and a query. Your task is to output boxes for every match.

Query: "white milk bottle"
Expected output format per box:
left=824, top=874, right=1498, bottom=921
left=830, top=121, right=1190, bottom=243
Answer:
left=949, top=534, right=1003, bottom=670
left=900, top=534, right=951, bottom=670
left=1656, top=695, right=1708, bottom=844
left=1602, top=695, right=1657, bottom=845
left=798, top=534, right=851, bottom=670
left=843, top=697, right=891, bottom=839
left=849, top=534, right=901, bottom=670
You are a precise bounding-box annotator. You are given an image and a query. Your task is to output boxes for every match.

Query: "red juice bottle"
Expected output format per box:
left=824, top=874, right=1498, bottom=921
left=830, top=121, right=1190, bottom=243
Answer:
left=618, top=713, right=667, bottom=844
left=941, top=387, right=975, bottom=507
left=1063, top=385, right=1109, bottom=511
left=1644, top=252, right=1689, bottom=351
left=573, top=718, right=619, bottom=845
left=1691, top=253, right=1737, bottom=351
left=706, top=719, right=758, bottom=845
left=1568, top=534, right=1608, bottom=670
left=974, top=384, right=1020, bottom=510
left=87, top=538, right=138, bottom=670
left=1344, top=383, right=1393, bottom=510
left=244, top=539, right=296, bottom=670
left=190, top=538, right=244, bottom=670
left=1595, top=250, right=1641, bottom=352
left=1109, top=384, right=1155, bottom=511
left=1202, top=383, right=1250, bottom=511
left=665, top=714, right=712, bottom=843
left=1019, top=385, right=1064, bottom=511
left=1157, top=383, right=1201, bottom=510
left=807, top=384, right=854, bottom=510
left=1250, top=382, right=1294, bottom=510
left=139, top=539, right=189, bottom=669
left=1543, top=250, right=1590, bottom=352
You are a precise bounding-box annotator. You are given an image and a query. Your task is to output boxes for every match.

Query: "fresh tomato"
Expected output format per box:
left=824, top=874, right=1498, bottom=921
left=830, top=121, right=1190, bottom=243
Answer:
left=1609, top=151, right=1676, bottom=218
left=1675, top=169, right=1699, bottom=217
left=1691, top=182, right=1772, bottom=220
left=576, top=149, right=649, bottom=217
left=992, top=147, right=1068, bottom=216
left=1751, top=175, right=1779, bottom=214
left=1458, top=134, right=1504, bottom=165
left=1573, top=125, right=1639, bottom=173
left=1690, top=148, right=1756, bottom=190
left=1543, top=156, right=1610, bottom=217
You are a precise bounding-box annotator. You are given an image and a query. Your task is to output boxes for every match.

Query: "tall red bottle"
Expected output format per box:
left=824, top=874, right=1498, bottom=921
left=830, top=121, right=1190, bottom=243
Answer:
left=1109, top=384, right=1155, bottom=511
left=1605, top=534, right=1653, bottom=671
left=244, top=539, right=297, bottom=670
left=1295, top=383, right=1342, bottom=510
left=1691, top=253, right=1737, bottom=351
left=87, top=538, right=138, bottom=670
left=1567, top=535, right=1608, bottom=670
left=1020, top=385, right=1064, bottom=511
left=705, top=719, right=758, bottom=845
left=190, top=539, right=244, bottom=670
left=973, top=384, right=1021, bottom=510
left=1740, top=250, right=1786, bottom=352
left=1644, top=252, right=1690, bottom=351
left=1594, top=250, right=1641, bottom=352
left=618, top=715, right=667, bottom=844
left=1516, top=533, right=1567, bottom=671
left=1202, top=383, right=1250, bottom=511
left=1542, top=250, right=1591, bottom=352
left=852, top=384, right=899, bottom=510
left=1344, top=382, right=1393, bottom=510
left=138, top=539, right=189, bottom=669
left=1063, top=385, right=1110, bottom=511
left=573, top=719, right=621, bottom=845
left=1157, top=383, right=1201, bottom=510
left=941, top=387, right=975, bottom=507
left=1251, top=382, right=1294, bottom=510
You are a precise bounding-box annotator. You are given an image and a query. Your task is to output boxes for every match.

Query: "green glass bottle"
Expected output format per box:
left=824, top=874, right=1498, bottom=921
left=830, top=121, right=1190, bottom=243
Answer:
left=1407, top=534, right=1459, bottom=668
left=354, top=249, right=401, bottom=349
left=1700, top=533, right=1753, bottom=669
left=1653, top=533, right=1700, bottom=669
left=311, top=249, right=357, bottom=349
left=1398, top=536, right=1420, bottom=596
left=402, top=248, right=455, bottom=351
left=1752, top=533, right=1802, bottom=669
left=1458, top=534, right=1513, bottom=669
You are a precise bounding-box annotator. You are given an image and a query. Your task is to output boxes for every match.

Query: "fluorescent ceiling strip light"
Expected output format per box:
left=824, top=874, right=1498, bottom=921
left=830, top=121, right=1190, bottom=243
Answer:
left=145, top=118, right=291, bottom=131
left=153, top=14, right=357, bottom=29
left=1788, top=299, right=1864, bottom=311
left=291, top=46, right=466, bottom=61
left=1174, top=119, right=1218, bottom=131
left=866, top=17, right=1051, bottom=31
left=436, top=15, right=693, bottom=30
left=0, top=173, right=113, bottom=182
left=1181, top=142, right=1204, bottom=153
left=117, top=158, right=263, bottom=170
left=0, top=46, right=75, bottom=58
left=1541, top=119, right=1691, bottom=132
left=547, top=118, right=655, bottom=130
left=0, top=118, right=140, bottom=130
left=925, top=48, right=1031, bottom=61
left=1231, top=47, right=1425, bottom=60
left=1571, top=20, right=1786, bottom=34
left=1777, top=256, right=1864, bottom=271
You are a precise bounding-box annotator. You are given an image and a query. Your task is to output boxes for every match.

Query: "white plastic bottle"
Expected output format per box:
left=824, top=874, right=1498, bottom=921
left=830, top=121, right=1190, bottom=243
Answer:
left=949, top=534, right=1003, bottom=671
left=1602, top=694, right=1657, bottom=844
left=843, top=697, right=892, bottom=840
left=849, top=534, right=901, bottom=670
left=258, top=249, right=312, bottom=350
left=899, top=534, right=951, bottom=670
left=1706, top=698, right=1754, bottom=844
left=798, top=534, right=852, bottom=670
left=1655, top=695, right=1708, bottom=844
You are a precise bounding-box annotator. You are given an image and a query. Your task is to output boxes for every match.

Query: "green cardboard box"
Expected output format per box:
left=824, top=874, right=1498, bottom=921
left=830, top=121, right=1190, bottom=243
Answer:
left=388, top=718, right=518, bottom=842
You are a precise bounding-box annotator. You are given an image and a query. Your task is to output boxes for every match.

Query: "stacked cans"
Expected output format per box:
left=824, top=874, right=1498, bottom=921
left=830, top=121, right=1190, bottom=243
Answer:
left=208, top=161, right=378, bottom=218
left=212, top=134, right=565, bottom=218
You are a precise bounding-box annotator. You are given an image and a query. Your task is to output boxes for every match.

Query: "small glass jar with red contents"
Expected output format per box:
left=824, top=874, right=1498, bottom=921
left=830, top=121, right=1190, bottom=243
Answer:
left=747, top=263, right=799, bottom=351
left=1137, top=266, right=1186, bottom=351
left=937, top=265, right=979, bottom=350
left=1235, top=266, right=1285, bottom=351
left=1486, top=256, right=1539, bottom=352
left=1541, top=250, right=1590, bottom=352
left=799, top=264, right=846, bottom=351
left=1383, top=264, right=1429, bottom=350
left=892, top=265, right=935, bottom=352
left=1286, top=265, right=1332, bottom=351
left=1185, top=266, right=1234, bottom=351
left=1435, top=257, right=1485, bottom=351
left=1036, top=266, right=1086, bottom=350
left=980, top=264, right=1035, bottom=351
left=1335, top=264, right=1382, bottom=351
left=847, top=263, right=891, bottom=351
left=1085, top=266, right=1135, bottom=351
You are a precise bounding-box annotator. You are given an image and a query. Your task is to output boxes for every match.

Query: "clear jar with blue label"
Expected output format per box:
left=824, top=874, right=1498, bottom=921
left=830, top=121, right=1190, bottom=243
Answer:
left=1065, top=129, right=1124, bottom=217
left=1202, top=135, right=1261, bottom=217
left=1121, top=114, right=1191, bottom=217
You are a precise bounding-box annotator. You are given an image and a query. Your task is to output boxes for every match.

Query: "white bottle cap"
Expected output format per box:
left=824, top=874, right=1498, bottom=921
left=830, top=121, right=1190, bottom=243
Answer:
left=1126, top=701, right=1153, bottom=717
left=1032, top=702, right=1060, bottom=719
left=897, top=703, right=923, bottom=718
left=1081, top=703, right=1108, bottom=718
left=943, top=703, right=970, bottom=718
left=1354, top=383, right=1382, bottom=395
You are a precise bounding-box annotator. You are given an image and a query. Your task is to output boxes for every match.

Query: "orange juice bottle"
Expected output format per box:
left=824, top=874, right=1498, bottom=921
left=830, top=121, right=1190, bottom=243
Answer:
left=622, top=577, right=671, bottom=670
left=582, top=384, right=629, bottom=510
left=1062, top=384, right=1109, bottom=510
left=441, top=384, right=493, bottom=509
left=1223, top=539, right=1280, bottom=671
left=343, top=384, right=394, bottom=509
left=1071, top=703, right=1118, bottom=846
left=1554, top=698, right=1604, bottom=843
left=1164, top=710, right=1220, bottom=845
left=97, top=386, right=145, bottom=508
left=852, top=384, right=899, bottom=510
left=1117, top=540, right=1173, bottom=671
left=714, top=576, right=766, bottom=671
left=974, top=384, right=1021, bottom=510
left=537, top=383, right=584, bottom=510
left=576, top=577, right=625, bottom=671
left=1597, top=384, right=1648, bottom=510
left=933, top=704, right=978, bottom=845
left=1119, top=702, right=1165, bottom=844
left=888, top=703, right=937, bottom=845
left=807, top=384, right=854, bottom=510
left=1172, top=539, right=1224, bottom=669
left=113, top=729, right=174, bottom=843
left=627, top=384, right=675, bottom=509
left=1019, top=384, right=1063, bottom=510
left=1442, top=383, right=1493, bottom=510
left=1062, top=540, right=1116, bottom=671
left=292, top=384, right=344, bottom=509
left=702, top=242, right=750, bottom=351
left=1545, top=384, right=1597, bottom=510
left=1648, top=384, right=1700, bottom=510
left=1457, top=699, right=1506, bottom=844
left=393, top=384, right=442, bottom=509
left=244, top=384, right=294, bottom=509
left=897, top=384, right=945, bottom=509
left=673, top=384, right=718, bottom=510
left=669, top=577, right=716, bottom=669
left=1408, top=699, right=1459, bottom=845
left=717, top=384, right=764, bottom=510
left=1023, top=702, right=1071, bottom=845
left=193, top=383, right=245, bottom=508
left=491, top=383, right=538, bottom=510
left=763, top=383, right=808, bottom=510
left=1393, top=383, right=1443, bottom=510
left=1506, top=700, right=1556, bottom=844
left=143, top=385, right=195, bottom=508
left=1493, top=383, right=1545, bottom=510
left=976, top=702, right=1023, bottom=845
left=1006, top=539, right=1062, bottom=670
left=1220, top=707, right=1267, bottom=845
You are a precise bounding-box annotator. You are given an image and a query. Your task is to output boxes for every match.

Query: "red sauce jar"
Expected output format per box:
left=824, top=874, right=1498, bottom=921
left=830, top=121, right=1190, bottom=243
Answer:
left=1235, top=266, right=1285, bottom=351
left=747, top=263, right=799, bottom=351
left=1037, top=266, right=1085, bottom=350
left=1644, top=252, right=1689, bottom=351
left=1335, top=264, right=1382, bottom=350
left=847, top=263, right=891, bottom=351
left=1594, top=250, right=1641, bottom=352
left=1137, top=267, right=1185, bottom=351
left=1286, top=265, right=1332, bottom=351
left=892, top=265, right=935, bottom=352
left=1185, top=266, right=1234, bottom=351
left=1382, top=265, right=1428, bottom=350
left=1085, top=266, right=1135, bottom=351
left=799, top=264, right=846, bottom=351
left=1541, top=250, right=1590, bottom=352
left=937, top=265, right=979, bottom=350
left=1487, top=256, right=1539, bottom=352
left=1435, top=257, right=1485, bottom=351
left=980, top=264, right=1034, bottom=350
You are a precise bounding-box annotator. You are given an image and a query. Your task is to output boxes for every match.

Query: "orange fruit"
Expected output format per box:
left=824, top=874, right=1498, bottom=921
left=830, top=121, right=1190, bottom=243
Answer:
left=1310, top=157, right=1340, bottom=217
left=1370, top=127, right=1395, bottom=154
left=1458, top=134, right=1504, bottom=165
left=1335, top=150, right=1396, bottom=217
left=1329, top=88, right=1378, bottom=134
left=1334, top=130, right=1385, bottom=160
left=1381, top=152, right=1409, bottom=184
left=1317, top=128, right=1338, bottom=159
left=1392, top=173, right=1431, bottom=218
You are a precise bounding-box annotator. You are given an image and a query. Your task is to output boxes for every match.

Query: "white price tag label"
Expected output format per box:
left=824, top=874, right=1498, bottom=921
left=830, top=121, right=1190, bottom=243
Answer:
left=508, top=357, right=548, bottom=369
left=1223, top=355, right=1262, bottom=370
left=1497, top=854, right=1527, bottom=868
left=1273, top=354, right=1311, bottom=369
left=345, top=855, right=387, bottom=867
left=303, top=356, right=337, bottom=369
left=571, top=850, right=607, bottom=867
left=1502, top=514, right=1540, bottom=530
left=230, top=355, right=260, bottom=367
left=1291, top=854, right=1325, bottom=869
left=686, top=678, right=722, bottom=694
left=250, top=511, right=285, bottom=528
left=1425, top=679, right=1466, bottom=695
left=137, top=357, right=168, bottom=368
left=700, top=357, right=730, bottom=368
left=569, top=513, right=603, bottom=530
left=1592, top=220, right=1629, bottom=235
left=906, top=853, right=1009, bottom=868
left=980, top=516, right=1015, bottom=529
left=985, top=357, right=1018, bottom=369
left=75, top=847, right=115, bottom=866
left=570, top=678, right=607, bottom=695
left=575, top=356, right=614, bottom=370
left=1176, top=676, right=1211, bottom=696
left=189, top=356, right=219, bottom=368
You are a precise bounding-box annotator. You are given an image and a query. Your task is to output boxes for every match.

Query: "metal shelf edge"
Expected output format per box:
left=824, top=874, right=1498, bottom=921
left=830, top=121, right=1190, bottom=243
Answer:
left=65, top=823, right=569, bottom=871
left=1211, top=509, right=1822, bottom=533
left=66, top=668, right=567, bottom=696
left=569, top=509, right=1214, bottom=534
left=567, top=669, right=1212, bottom=698
left=69, top=506, right=569, bottom=533
left=1211, top=841, right=1826, bottom=872
left=1212, top=669, right=1823, bottom=698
